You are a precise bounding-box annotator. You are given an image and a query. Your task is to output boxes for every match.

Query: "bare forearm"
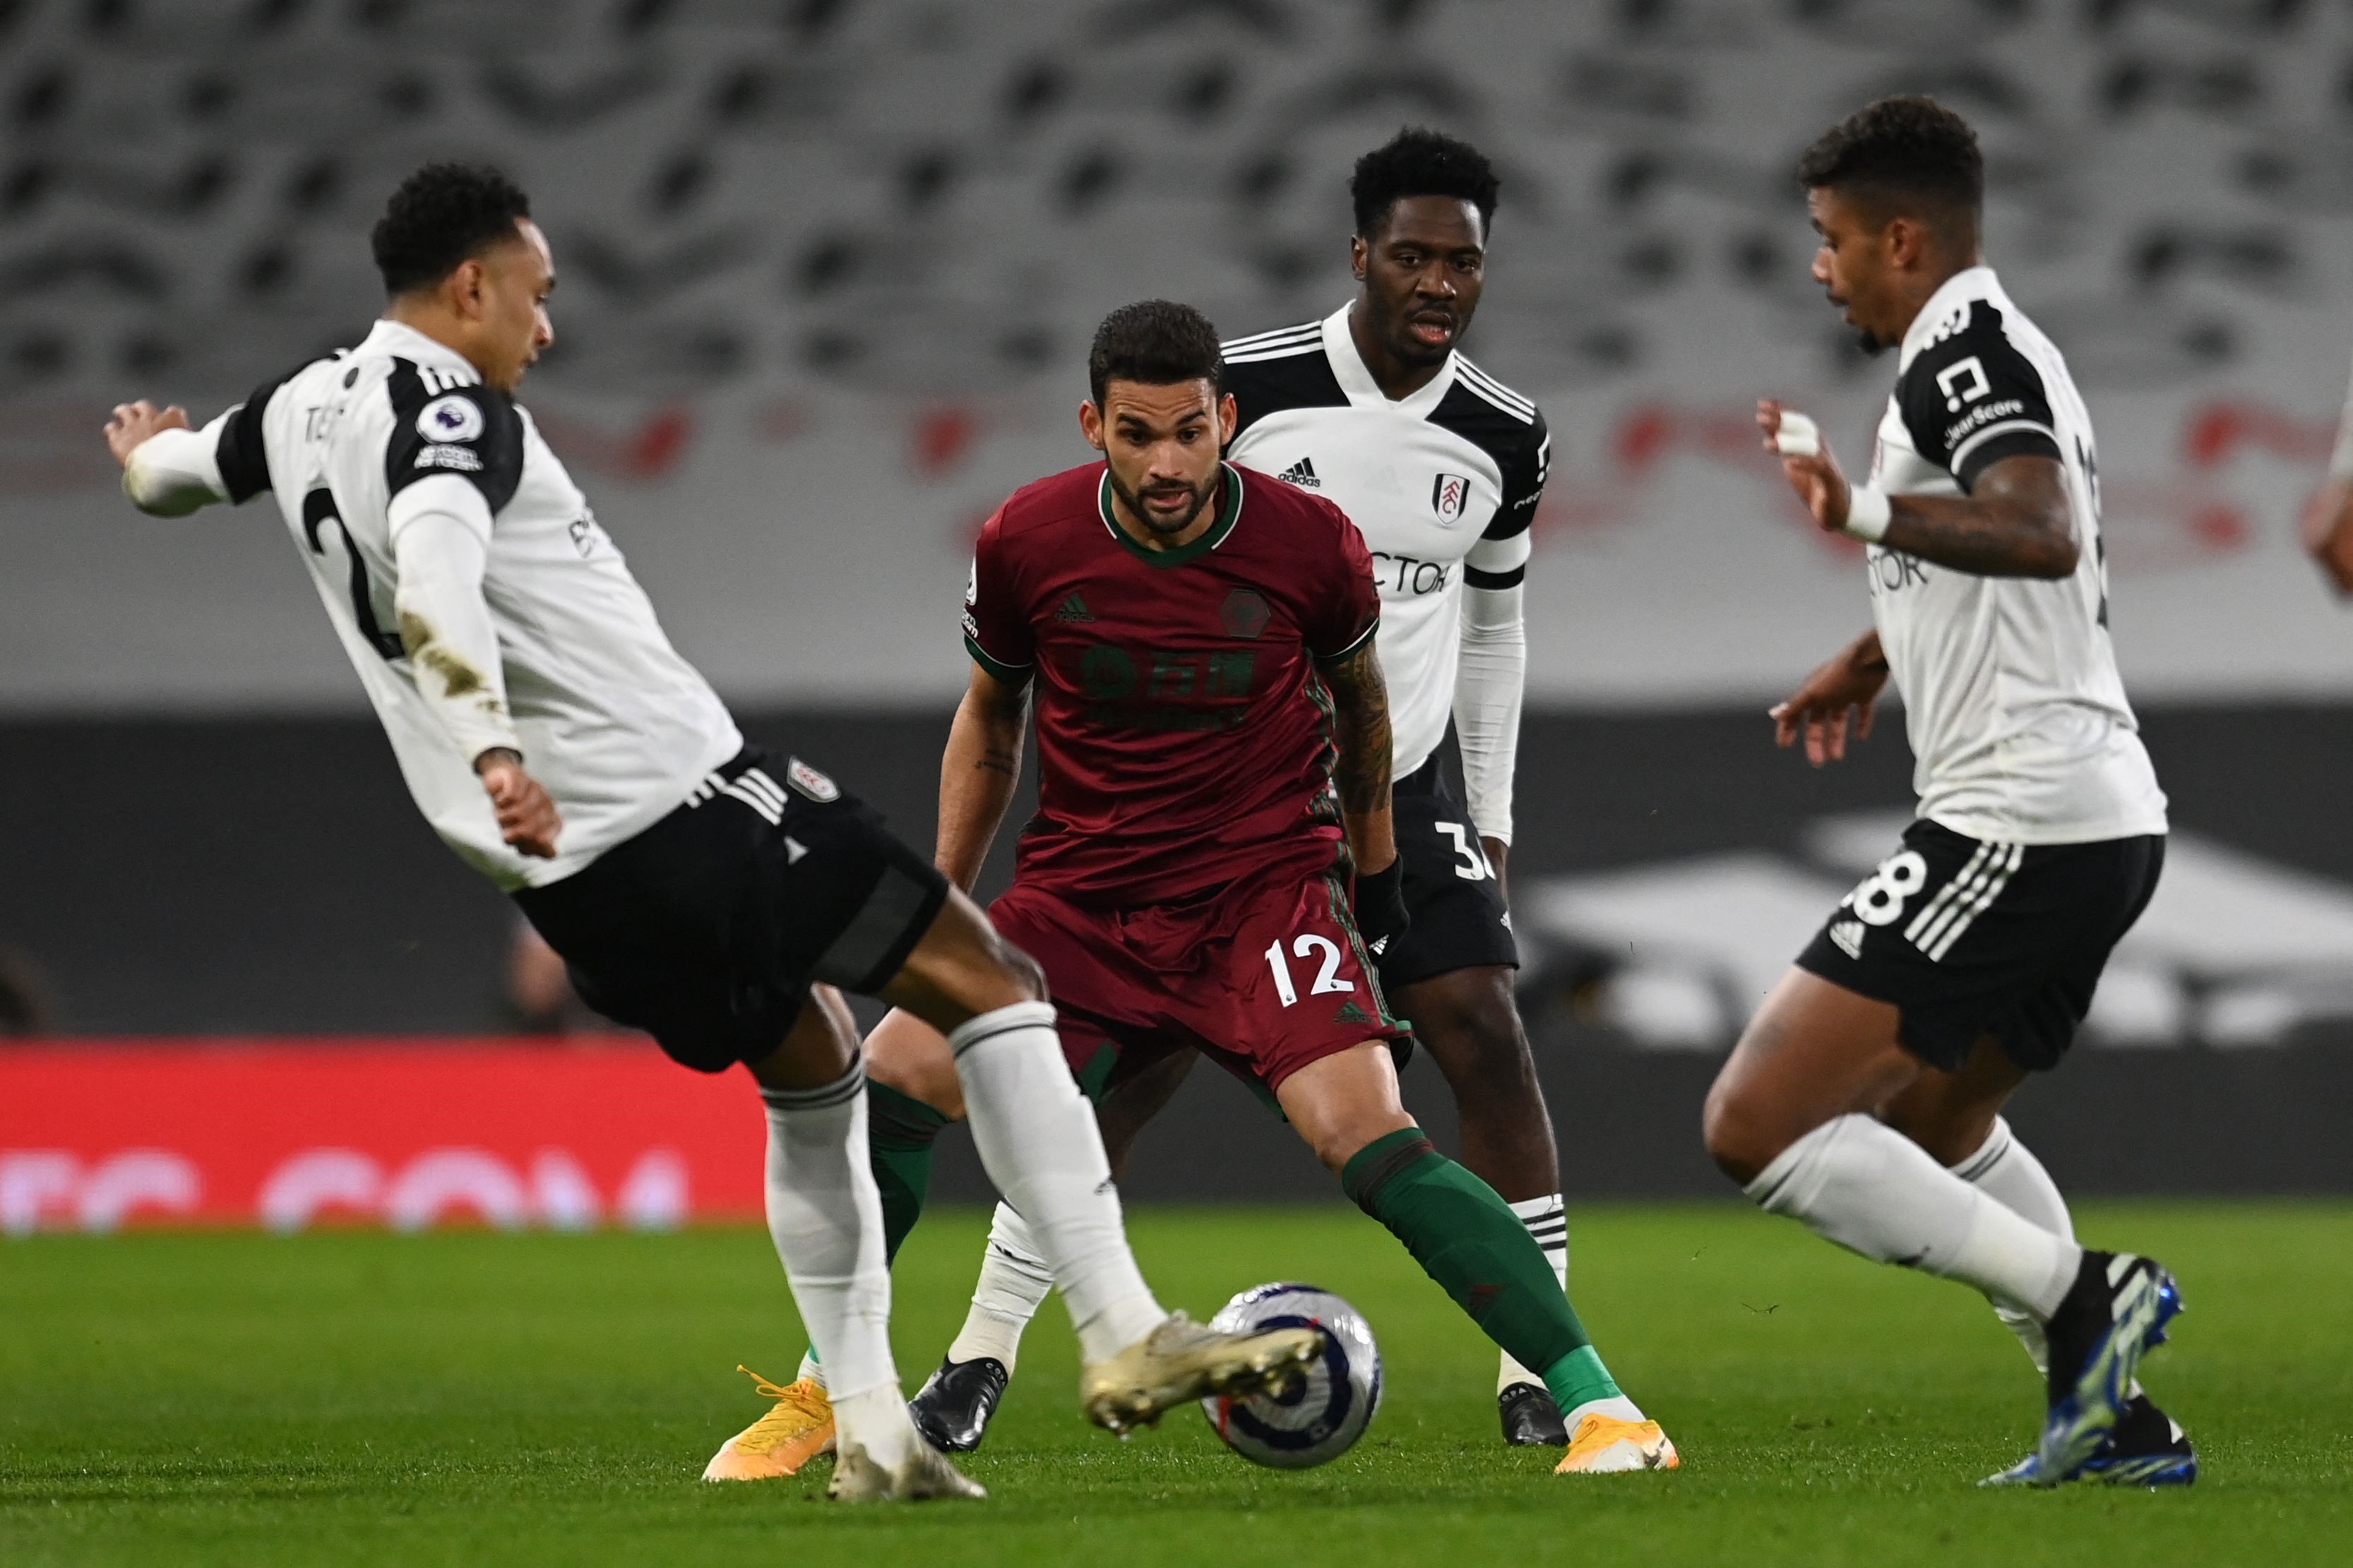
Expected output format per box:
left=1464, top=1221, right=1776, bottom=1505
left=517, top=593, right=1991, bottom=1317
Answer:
left=936, top=687, right=1027, bottom=891
left=1881, top=498, right=2072, bottom=577
left=1323, top=643, right=1398, bottom=873
left=1878, top=462, right=2078, bottom=579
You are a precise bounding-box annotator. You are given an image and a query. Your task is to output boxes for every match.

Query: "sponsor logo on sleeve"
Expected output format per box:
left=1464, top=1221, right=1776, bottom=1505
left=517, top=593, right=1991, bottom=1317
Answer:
left=415, top=444, right=484, bottom=472
left=1934, top=355, right=1991, bottom=412
left=417, top=394, right=484, bottom=444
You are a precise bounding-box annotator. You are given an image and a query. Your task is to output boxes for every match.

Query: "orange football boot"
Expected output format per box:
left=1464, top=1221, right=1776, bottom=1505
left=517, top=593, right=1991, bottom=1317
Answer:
left=701, top=1365, right=836, bottom=1480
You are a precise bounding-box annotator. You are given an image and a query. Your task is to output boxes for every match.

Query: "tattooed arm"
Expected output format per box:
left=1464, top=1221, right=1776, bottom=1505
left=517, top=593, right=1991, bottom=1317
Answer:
left=1874, top=456, right=2078, bottom=577
left=1317, top=637, right=1398, bottom=875
left=1761, top=403, right=2079, bottom=579
left=937, top=660, right=1032, bottom=892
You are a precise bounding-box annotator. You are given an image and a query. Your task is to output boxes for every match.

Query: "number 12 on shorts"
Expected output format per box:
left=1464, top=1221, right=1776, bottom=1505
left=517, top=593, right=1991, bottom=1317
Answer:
left=1265, top=933, right=1355, bottom=1007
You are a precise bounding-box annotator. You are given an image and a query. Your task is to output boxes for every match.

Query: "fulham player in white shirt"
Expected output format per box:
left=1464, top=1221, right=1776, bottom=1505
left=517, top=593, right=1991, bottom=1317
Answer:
left=1705, top=99, right=2193, bottom=1489
left=100, top=162, right=1318, bottom=1504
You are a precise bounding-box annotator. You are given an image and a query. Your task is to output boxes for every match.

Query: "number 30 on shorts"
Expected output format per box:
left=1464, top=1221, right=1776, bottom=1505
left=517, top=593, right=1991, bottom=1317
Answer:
left=1264, top=933, right=1355, bottom=1007
left=1842, top=849, right=1929, bottom=927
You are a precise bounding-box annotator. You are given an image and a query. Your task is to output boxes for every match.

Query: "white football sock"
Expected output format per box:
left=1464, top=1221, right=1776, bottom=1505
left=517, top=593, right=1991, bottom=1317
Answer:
left=1746, top=1113, right=2080, bottom=1319
left=1498, top=1194, right=1569, bottom=1396
left=759, top=1062, right=917, bottom=1470
left=950, top=1002, right=1165, bottom=1364
left=1950, top=1117, right=2074, bottom=1377
left=832, top=1384, right=922, bottom=1474
left=946, top=1201, right=1054, bottom=1375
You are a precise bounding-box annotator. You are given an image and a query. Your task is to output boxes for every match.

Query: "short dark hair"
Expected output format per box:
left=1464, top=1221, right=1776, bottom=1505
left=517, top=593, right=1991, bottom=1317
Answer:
left=1088, top=300, right=1223, bottom=407
left=371, top=163, right=534, bottom=296
left=1350, top=126, right=1500, bottom=239
left=1796, top=96, right=1982, bottom=229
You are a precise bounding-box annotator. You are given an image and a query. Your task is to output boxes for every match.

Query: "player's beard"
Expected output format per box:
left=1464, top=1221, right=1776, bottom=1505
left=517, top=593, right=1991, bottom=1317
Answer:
left=1109, top=470, right=1216, bottom=539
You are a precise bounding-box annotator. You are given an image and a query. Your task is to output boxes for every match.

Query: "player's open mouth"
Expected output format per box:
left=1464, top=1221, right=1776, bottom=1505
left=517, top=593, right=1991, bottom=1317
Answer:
left=1408, top=314, right=1455, bottom=345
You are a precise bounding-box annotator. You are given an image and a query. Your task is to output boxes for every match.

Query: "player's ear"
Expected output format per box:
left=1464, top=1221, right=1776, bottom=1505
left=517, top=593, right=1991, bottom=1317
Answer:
left=447, top=256, right=487, bottom=321
left=1350, top=232, right=1369, bottom=282
left=1078, top=398, right=1105, bottom=452
left=1217, top=391, right=1237, bottom=446
left=1885, top=215, right=1924, bottom=273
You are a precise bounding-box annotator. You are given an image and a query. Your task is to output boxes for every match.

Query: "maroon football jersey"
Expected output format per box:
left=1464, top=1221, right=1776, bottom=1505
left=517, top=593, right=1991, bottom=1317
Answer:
left=963, top=460, right=1379, bottom=905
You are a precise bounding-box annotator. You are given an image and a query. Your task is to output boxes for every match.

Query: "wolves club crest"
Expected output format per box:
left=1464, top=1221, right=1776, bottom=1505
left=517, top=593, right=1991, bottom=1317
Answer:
left=1431, top=472, right=1470, bottom=526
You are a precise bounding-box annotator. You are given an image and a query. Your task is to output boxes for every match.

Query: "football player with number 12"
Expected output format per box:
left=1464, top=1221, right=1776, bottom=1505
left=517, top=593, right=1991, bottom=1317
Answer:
left=905, top=128, right=1668, bottom=1465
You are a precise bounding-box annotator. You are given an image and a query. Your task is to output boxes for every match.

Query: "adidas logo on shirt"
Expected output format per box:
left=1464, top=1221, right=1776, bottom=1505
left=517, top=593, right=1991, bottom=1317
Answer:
left=1829, top=919, right=1866, bottom=961
left=1274, top=457, right=1320, bottom=489
left=1054, top=592, right=1095, bottom=623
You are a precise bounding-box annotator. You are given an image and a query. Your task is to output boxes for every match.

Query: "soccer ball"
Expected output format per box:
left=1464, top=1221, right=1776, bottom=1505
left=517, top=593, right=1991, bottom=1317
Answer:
left=1198, top=1282, right=1381, bottom=1469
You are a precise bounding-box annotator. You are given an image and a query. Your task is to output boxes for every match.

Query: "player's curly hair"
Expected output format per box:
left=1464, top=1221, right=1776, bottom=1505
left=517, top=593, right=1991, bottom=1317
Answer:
left=1088, top=300, right=1223, bottom=406
left=1350, top=126, right=1500, bottom=239
left=1797, top=96, right=1982, bottom=226
left=371, top=163, right=534, bottom=296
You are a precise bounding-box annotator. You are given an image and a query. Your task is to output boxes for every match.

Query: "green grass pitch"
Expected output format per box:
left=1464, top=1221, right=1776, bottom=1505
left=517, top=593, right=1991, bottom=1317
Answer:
left=4, top=1201, right=2348, bottom=1566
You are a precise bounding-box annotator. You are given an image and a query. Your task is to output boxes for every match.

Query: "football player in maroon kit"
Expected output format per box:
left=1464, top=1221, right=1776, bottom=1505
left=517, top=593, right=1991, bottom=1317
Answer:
left=722, top=301, right=1674, bottom=1479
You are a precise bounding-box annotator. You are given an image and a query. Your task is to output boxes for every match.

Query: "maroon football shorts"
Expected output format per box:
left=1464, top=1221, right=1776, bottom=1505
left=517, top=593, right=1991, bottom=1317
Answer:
left=987, top=854, right=1410, bottom=1103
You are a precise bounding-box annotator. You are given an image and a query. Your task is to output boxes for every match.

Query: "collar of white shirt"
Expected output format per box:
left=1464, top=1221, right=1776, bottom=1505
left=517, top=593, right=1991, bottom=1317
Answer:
left=1897, top=264, right=2004, bottom=373
left=1320, top=301, right=1460, bottom=418
left=356, top=317, right=481, bottom=378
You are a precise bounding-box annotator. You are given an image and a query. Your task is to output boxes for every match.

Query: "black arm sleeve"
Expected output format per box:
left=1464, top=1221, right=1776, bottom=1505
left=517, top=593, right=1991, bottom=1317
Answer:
left=1485, top=409, right=1549, bottom=542
left=1896, top=301, right=2063, bottom=492
left=213, top=371, right=297, bottom=504
left=381, top=361, right=527, bottom=515
left=1463, top=412, right=1548, bottom=589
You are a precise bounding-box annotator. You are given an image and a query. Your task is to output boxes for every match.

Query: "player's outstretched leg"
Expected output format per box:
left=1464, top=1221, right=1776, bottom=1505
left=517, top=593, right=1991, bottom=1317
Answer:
left=1705, top=971, right=2181, bottom=1485
left=909, top=1047, right=1196, bottom=1452
left=705, top=986, right=982, bottom=1501
left=1883, top=1063, right=2198, bottom=1489
left=1390, top=964, right=1578, bottom=1447
left=878, top=888, right=1321, bottom=1434
left=1282, top=1041, right=1676, bottom=1475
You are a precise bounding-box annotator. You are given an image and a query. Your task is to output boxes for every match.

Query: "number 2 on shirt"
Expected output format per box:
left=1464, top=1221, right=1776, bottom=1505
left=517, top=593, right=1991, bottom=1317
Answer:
left=1265, top=934, right=1355, bottom=1007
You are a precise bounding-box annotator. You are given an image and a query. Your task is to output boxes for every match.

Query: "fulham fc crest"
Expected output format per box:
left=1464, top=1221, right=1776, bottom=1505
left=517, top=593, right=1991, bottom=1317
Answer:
left=785, top=757, right=840, bottom=803
left=1431, top=472, right=1470, bottom=527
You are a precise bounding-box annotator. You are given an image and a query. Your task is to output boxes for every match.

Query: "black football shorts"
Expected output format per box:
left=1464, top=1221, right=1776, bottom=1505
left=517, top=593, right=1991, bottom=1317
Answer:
left=514, top=749, right=949, bottom=1073
left=1376, top=756, right=1519, bottom=989
left=1797, top=818, right=2164, bottom=1073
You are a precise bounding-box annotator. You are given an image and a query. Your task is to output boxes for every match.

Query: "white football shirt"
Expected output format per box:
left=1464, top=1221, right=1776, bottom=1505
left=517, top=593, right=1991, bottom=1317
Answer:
left=1867, top=266, right=2167, bottom=844
left=1222, top=306, right=1546, bottom=804
left=196, top=319, right=741, bottom=888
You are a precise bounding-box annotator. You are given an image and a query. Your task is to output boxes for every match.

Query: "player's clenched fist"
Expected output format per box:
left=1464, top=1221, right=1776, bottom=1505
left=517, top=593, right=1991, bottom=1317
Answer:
left=475, top=748, right=562, bottom=858
left=104, top=400, right=191, bottom=467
